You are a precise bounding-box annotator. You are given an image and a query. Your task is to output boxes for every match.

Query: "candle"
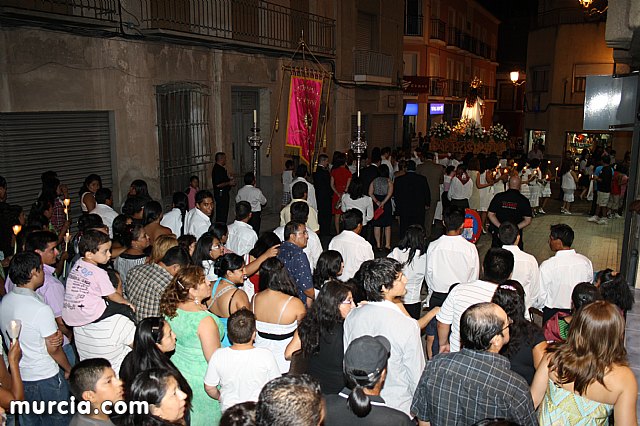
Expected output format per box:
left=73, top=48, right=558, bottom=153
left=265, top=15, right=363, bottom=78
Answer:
left=253, top=110, right=257, bottom=127
left=12, top=224, right=21, bottom=254
left=63, top=198, right=70, bottom=207
left=64, top=208, right=68, bottom=221
left=63, top=231, right=70, bottom=277
left=545, top=174, right=549, bottom=180
left=8, top=320, right=21, bottom=343
left=514, top=163, right=518, bottom=167
left=357, top=111, right=361, bottom=127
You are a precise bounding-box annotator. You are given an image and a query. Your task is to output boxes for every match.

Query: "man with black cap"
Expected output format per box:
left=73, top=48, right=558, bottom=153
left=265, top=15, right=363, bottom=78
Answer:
left=324, top=335, right=413, bottom=425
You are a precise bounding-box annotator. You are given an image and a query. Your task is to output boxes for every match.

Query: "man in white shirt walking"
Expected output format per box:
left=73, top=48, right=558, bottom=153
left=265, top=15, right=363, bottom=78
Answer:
left=344, top=257, right=425, bottom=416
left=236, top=172, right=267, bottom=234
left=328, top=209, right=374, bottom=281
left=498, top=222, right=541, bottom=316
left=184, top=190, right=214, bottom=239
left=290, top=164, right=317, bottom=210
left=539, top=223, right=593, bottom=323
left=227, top=201, right=258, bottom=256
left=91, top=188, right=118, bottom=238
left=437, top=247, right=514, bottom=353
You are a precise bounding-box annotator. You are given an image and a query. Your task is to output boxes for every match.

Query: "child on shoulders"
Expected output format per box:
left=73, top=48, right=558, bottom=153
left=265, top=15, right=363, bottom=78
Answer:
left=63, top=230, right=135, bottom=327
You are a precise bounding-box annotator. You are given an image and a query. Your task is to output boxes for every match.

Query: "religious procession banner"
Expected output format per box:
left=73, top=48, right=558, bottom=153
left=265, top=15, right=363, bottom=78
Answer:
left=285, top=75, right=323, bottom=165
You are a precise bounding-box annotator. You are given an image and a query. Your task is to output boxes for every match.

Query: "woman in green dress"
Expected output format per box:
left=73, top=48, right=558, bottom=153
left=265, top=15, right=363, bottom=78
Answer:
left=160, top=265, right=225, bottom=426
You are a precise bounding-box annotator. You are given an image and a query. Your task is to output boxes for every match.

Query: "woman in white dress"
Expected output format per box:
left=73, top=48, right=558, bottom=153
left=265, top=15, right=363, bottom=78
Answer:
left=460, top=86, right=484, bottom=128
left=527, top=159, right=542, bottom=215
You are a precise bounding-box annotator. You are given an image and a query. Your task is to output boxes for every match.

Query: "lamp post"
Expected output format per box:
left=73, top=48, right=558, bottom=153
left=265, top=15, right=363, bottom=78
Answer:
left=510, top=71, right=526, bottom=86
left=247, top=109, right=263, bottom=182
left=350, top=111, right=367, bottom=177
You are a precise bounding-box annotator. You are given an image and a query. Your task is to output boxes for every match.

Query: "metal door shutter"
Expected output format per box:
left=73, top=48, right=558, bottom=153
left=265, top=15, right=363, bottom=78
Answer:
left=0, top=111, right=114, bottom=218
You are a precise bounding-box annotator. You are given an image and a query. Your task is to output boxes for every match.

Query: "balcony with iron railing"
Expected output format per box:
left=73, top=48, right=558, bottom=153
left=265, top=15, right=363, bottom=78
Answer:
left=402, top=76, right=495, bottom=99
left=0, top=0, right=119, bottom=27
left=429, top=19, right=446, bottom=42
left=404, top=14, right=423, bottom=36
left=139, top=0, right=335, bottom=56
left=354, top=50, right=394, bottom=85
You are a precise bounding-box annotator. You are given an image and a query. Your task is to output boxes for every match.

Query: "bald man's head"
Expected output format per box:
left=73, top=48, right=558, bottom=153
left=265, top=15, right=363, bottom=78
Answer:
left=508, top=175, right=521, bottom=190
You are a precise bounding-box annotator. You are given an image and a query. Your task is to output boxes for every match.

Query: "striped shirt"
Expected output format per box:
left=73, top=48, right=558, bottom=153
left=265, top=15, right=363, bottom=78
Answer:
left=74, top=314, right=135, bottom=376
left=436, top=280, right=498, bottom=352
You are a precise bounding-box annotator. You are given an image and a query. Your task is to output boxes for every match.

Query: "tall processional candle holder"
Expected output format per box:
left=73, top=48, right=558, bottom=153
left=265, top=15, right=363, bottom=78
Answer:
left=247, top=110, right=263, bottom=181
left=350, top=111, right=367, bottom=177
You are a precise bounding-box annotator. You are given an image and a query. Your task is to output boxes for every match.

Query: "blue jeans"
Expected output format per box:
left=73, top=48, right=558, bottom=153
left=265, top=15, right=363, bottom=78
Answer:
left=62, top=344, right=76, bottom=368
left=20, top=371, right=71, bottom=426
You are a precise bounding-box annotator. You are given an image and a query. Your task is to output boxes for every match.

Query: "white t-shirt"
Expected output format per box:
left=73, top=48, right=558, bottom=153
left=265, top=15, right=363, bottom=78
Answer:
left=203, top=347, right=280, bottom=411
left=73, top=314, right=135, bottom=376
left=0, top=288, right=59, bottom=381
left=425, top=235, right=479, bottom=296
left=328, top=231, right=374, bottom=281
left=227, top=220, right=258, bottom=256
left=161, top=208, right=184, bottom=237
left=236, top=185, right=268, bottom=212
left=388, top=248, right=426, bottom=304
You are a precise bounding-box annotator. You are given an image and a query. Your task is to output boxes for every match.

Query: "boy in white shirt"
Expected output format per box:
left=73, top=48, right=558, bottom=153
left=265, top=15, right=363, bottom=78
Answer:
left=282, top=160, right=294, bottom=207
left=236, top=172, right=267, bottom=234
left=204, top=309, right=280, bottom=412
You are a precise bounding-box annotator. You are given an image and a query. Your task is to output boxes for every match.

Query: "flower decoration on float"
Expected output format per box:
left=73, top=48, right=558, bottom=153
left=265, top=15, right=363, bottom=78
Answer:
left=428, top=122, right=452, bottom=140
left=489, top=123, right=509, bottom=142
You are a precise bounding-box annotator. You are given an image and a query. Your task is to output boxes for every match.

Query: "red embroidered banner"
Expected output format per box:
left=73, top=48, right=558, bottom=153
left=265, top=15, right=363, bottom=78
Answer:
left=285, top=75, right=323, bottom=164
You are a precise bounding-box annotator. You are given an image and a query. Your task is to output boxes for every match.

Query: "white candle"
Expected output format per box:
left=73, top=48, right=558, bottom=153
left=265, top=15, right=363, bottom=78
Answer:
left=253, top=110, right=257, bottom=127
left=357, top=111, right=361, bottom=127
left=8, top=319, right=21, bottom=343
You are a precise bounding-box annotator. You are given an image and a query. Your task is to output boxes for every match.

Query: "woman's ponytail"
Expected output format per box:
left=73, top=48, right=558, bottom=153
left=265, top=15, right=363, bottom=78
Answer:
left=347, top=384, right=372, bottom=417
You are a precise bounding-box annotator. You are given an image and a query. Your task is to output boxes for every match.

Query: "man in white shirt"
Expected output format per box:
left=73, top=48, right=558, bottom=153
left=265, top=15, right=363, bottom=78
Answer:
left=328, top=209, right=374, bottom=281
left=425, top=207, right=479, bottom=357
left=91, top=188, right=118, bottom=238
left=184, top=189, right=214, bottom=239
left=437, top=247, right=514, bottom=353
left=280, top=181, right=320, bottom=233
left=539, top=224, right=593, bottom=323
left=344, top=257, right=425, bottom=415
left=236, top=172, right=267, bottom=234
left=227, top=201, right=258, bottom=256
left=498, top=222, right=541, bottom=315
left=290, top=164, right=317, bottom=210
left=74, top=314, right=135, bottom=376
left=273, top=202, right=322, bottom=271
left=0, top=252, right=72, bottom=426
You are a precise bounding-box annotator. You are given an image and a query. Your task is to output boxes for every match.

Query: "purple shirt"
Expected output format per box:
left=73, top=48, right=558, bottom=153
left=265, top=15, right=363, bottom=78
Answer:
left=62, top=259, right=114, bottom=327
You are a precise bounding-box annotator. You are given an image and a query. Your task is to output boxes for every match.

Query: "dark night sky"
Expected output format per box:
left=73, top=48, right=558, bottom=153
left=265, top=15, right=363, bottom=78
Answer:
left=476, top=0, right=538, bottom=72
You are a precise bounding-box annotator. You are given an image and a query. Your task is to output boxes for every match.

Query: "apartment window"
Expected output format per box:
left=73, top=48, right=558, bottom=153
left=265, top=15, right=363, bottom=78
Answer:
left=156, top=83, right=213, bottom=201
left=404, top=0, right=423, bottom=36
left=429, top=54, right=440, bottom=77
left=357, top=12, right=378, bottom=50
left=531, top=68, right=550, bottom=92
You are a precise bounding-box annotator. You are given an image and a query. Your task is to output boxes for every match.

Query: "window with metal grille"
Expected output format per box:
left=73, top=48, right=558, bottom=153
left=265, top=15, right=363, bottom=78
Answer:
left=155, top=83, right=213, bottom=202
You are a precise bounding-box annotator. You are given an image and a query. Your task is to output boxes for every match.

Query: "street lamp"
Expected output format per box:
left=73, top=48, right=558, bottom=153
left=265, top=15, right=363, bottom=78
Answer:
left=578, top=0, right=607, bottom=14
left=510, top=71, right=525, bottom=86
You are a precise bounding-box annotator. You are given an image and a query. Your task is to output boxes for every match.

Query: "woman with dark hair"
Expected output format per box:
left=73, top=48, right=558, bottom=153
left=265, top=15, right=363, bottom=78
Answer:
left=161, top=192, right=189, bottom=237
left=177, top=234, right=197, bottom=259
left=340, top=176, right=374, bottom=226
left=192, top=232, right=224, bottom=282
left=79, top=174, right=102, bottom=213
left=330, top=152, right=352, bottom=233
left=245, top=231, right=281, bottom=293
left=388, top=224, right=427, bottom=320
left=209, top=222, right=232, bottom=254
left=110, top=214, right=133, bottom=259
left=252, top=258, right=306, bottom=373
left=595, top=269, right=635, bottom=317
left=532, top=301, right=638, bottom=424
left=312, top=250, right=343, bottom=293
left=160, top=266, right=224, bottom=425
left=124, top=369, right=189, bottom=426
left=143, top=200, right=172, bottom=244
left=120, top=317, right=193, bottom=412
left=128, top=179, right=150, bottom=201
left=27, top=198, right=53, bottom=231
left=369, top=164, right=394, bottom=250
left=491, top=280, right=547, bottom=385
left=207, top=253, right=250, bottom=348
left=448, top=164, right=473, bottom=209
left=114, top=223, right=149, bottom=290
left=285, top=280, right=354, bottom=393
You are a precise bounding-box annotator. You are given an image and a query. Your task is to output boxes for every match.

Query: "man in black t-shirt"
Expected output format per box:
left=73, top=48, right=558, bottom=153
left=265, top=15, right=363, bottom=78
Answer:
left=488, top=176, right=533, bottom=250
left=211, top=152, right=235, bottom=223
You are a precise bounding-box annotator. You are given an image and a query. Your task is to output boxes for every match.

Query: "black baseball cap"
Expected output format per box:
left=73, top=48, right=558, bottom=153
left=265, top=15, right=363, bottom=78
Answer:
left=343, top=335, right=391, bottom=381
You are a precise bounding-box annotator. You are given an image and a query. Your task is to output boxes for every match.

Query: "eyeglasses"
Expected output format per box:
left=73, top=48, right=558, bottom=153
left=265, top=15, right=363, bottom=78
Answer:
left=340, top=298, right=355, bottom=305
left=295, top=230, right=309, bottom=236
left=210, top=243, right=225, bottom=251
left=501, top=317, right=514, bottom=332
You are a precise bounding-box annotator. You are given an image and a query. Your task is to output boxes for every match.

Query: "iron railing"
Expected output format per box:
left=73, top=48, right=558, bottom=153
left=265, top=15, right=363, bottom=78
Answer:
left=404, top=14, right=423, bottom=36
left=140, top=0, right=335, bottom=56
left=429, top=19, right=446, bottom=41
left=354, top=50, right=394, bottom=79
left=0, top=0, right=119, bottom=24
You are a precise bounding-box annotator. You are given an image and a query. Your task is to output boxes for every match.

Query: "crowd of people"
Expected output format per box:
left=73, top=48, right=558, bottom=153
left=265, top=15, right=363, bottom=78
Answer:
left=0, top=142, right=635, bottom=426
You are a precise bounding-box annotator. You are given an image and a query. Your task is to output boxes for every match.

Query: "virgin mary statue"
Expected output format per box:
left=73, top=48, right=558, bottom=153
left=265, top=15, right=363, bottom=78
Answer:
left=460, top=77, right=484, bottom=127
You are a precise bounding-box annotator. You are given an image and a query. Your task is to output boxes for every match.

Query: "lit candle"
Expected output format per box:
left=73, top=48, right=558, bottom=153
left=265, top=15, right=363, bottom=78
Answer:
left=12, top=224, right=21, bottom=254
left=8, top=320, right=21, bottom=344
left=253, top=110, right=257, bottom=127
left=545, top=174, right=549, bottom=180
left=63, top=230, right=70, bottom=277
left=64, top=208, right=68, bottom=221
left=514, top=162, right=518, bottom=167
left=357, top=111, right=361, bottom=127
left=63, top=198, right=70, bottom=220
